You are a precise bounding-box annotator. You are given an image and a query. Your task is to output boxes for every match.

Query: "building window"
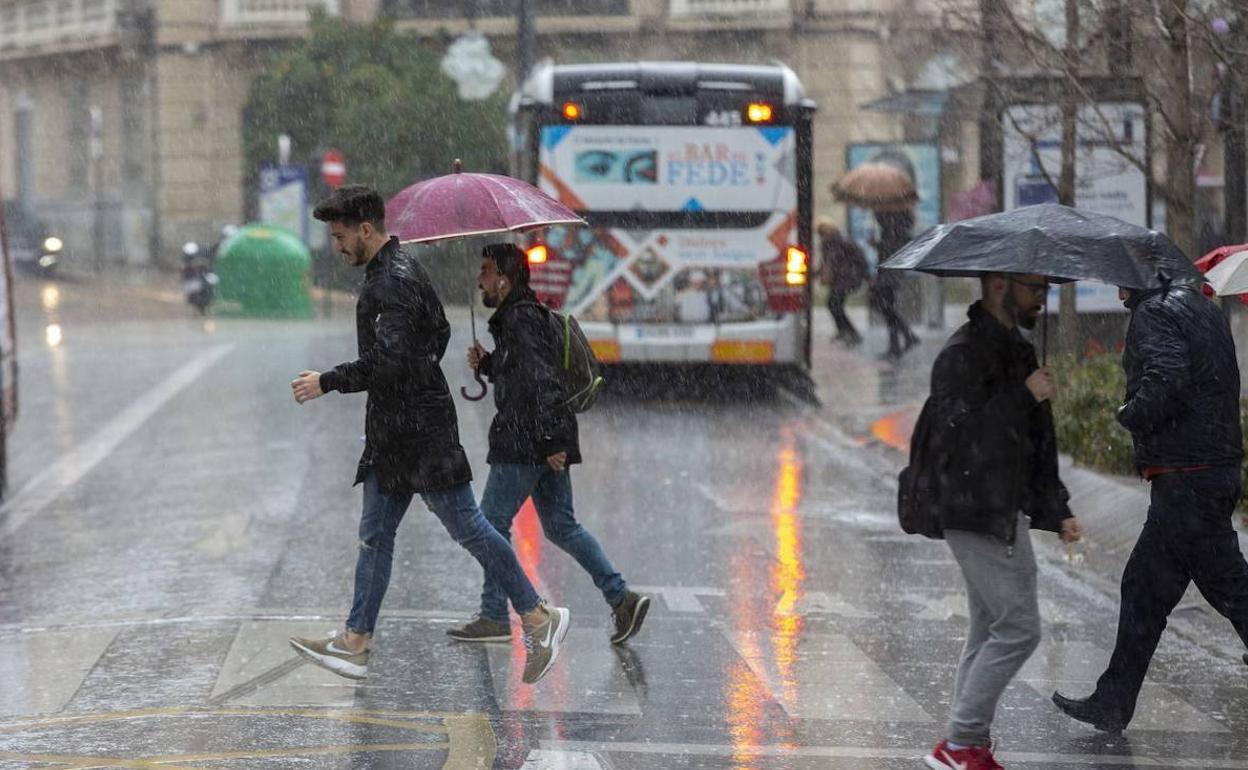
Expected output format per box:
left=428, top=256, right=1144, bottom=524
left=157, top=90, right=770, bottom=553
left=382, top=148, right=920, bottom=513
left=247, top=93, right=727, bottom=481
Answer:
left=67, top=78, right=89, bottom=188
left=220, top=0, right=341, bottom=25
left=380, top=0, right=629, bottom=18
left=669, top=0, right=791, bottom=18
left=0, top=0, right=117, bottom=49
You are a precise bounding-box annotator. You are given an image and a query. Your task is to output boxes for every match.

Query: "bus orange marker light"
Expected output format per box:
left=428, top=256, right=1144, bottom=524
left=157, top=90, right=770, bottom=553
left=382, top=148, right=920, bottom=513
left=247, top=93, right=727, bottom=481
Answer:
left=562, top=101, right=582, bottom=121
left=526, top=244, right=549, bottom=264
left=747, top=102, right=774, bottom=123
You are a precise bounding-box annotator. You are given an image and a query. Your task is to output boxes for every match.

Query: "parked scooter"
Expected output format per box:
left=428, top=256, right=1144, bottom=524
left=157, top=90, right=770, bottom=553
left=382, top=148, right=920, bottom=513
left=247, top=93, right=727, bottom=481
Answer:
left=181, top=241, right=218, bottom=315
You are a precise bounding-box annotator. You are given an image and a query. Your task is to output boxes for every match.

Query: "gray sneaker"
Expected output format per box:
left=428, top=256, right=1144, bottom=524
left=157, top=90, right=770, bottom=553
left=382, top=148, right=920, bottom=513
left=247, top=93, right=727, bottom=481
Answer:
left=521, top=603, right=571, bottom=684
left=289, top=632, right=370, bottom=680
left=610, top=591, right=650, bottom=645
left=447, top=614, right=512, bottom=642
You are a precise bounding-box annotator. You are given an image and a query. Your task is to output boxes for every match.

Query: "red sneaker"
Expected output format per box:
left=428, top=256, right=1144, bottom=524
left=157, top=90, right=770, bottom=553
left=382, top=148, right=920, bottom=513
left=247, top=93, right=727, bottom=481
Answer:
left=924, top=739, right=1004, bottom=770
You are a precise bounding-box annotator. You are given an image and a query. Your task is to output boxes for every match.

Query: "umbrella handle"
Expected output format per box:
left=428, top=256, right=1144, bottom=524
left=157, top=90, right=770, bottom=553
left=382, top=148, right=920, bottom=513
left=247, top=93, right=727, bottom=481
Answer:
left=461, top=370, right=488, bottom=401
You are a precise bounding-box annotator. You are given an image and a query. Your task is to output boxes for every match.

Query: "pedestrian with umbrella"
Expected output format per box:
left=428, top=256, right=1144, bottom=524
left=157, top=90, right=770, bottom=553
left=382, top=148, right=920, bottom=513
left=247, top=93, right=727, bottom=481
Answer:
left=903, top=268, right=1083, bottom=770
left=832, top=164, right=920, bottom=358
left=1052, top=260, right=1248, bottom=733
left=287, top=185, right=570, bottom=685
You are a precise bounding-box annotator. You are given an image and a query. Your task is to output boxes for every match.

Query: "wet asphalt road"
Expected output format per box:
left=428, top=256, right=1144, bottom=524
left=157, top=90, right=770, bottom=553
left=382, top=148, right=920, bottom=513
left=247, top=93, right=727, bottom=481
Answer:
left=1, top=271, right=1246, bottom=769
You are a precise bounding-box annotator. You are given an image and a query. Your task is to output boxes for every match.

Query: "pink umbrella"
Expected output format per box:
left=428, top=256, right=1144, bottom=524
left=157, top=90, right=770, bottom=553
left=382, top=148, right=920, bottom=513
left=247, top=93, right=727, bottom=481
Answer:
left=386, top=160, right=586, bottom=400
left=386, top=160, right=584, bottom=244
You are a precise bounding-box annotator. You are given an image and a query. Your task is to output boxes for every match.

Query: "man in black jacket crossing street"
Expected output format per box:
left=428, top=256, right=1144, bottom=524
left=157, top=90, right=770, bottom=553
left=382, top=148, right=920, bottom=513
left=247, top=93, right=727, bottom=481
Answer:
left=1053, top=281, right=1248, bottom=732
left=919, top=273, right=1082, bottom=770
left=286, top=187, right=569, bottom=685
left=448, top=243, right=649, bottom=645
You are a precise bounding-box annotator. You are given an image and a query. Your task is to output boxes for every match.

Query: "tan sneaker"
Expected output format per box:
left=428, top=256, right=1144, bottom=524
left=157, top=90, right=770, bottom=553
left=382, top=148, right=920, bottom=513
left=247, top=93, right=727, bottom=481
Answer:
left=289, top=632, right=370, bottom=680
left=447, top=614, right=512, bottom=643
left=521, top=603, right=570, bottom=684
left=610, top=591, right=650, bottom=645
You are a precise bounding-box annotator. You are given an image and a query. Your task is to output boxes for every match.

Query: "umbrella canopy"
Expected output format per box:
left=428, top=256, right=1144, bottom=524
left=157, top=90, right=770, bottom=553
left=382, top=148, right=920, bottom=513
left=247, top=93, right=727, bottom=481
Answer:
left=879, top=203, right=1200, bottom=290
left=1198, top=246, right=1248, bottom=300
left=832, top=163, right=919, bottom=210
left=386, top=164, right=585, bottom=245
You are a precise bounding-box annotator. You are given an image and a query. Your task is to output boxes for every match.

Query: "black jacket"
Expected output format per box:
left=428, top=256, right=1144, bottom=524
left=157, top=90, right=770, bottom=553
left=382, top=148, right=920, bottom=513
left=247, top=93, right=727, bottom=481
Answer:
left=819, top=233, right=868, bottom=292
left=480, top=287, right=580, bottom=466
left=318, top=237, right=473, bottom=494
left=924, top=302, right=1072, bottom=543
left=1119, top=284, right=1243, bottom=470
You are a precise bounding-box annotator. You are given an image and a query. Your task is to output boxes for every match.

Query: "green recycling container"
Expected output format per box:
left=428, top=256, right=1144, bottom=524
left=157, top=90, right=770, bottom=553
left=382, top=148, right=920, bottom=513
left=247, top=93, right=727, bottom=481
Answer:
left=215, top=223, right=314, bottom=318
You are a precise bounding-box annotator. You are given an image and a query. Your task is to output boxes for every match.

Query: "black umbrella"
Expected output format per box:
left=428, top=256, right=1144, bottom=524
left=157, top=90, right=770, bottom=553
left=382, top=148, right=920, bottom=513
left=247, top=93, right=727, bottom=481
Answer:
left=879, top=203, right=1201, bottom=289
left=879, top=204, right=1202, bottom=364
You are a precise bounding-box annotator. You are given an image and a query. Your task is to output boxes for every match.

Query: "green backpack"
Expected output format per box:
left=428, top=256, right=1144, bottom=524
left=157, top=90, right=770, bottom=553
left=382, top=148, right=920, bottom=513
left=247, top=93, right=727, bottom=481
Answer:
left=518, top=302, right=605, bottom=413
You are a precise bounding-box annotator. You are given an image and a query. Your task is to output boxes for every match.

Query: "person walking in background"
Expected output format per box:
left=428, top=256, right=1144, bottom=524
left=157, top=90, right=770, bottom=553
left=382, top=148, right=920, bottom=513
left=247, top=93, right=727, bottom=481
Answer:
left=449, top=243, right=650, bottom=645
left=817, top=221, right=868, bottom=346
left=870, top=208, right=920, bottom=358
left=916, top=272, right=1083, bottom=770
left=286, top=186, right=570, bottom=685
left=1053, top=279, right=1248, bottom=732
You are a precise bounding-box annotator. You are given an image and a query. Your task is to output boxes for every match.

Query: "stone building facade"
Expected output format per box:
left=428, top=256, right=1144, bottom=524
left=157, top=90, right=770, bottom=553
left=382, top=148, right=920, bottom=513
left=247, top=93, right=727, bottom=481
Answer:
left=0, top=0, right=969, bottom=267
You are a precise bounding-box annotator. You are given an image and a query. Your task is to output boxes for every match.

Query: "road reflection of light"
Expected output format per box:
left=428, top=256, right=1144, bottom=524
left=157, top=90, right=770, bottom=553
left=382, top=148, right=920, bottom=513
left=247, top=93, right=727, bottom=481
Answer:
left=870, top=409, right=915, bottom=453
left=770, top=436, right=805, bottom=726
left=44, top=324, right=63, bottom=348
left=40, top=285, right=60, bottom=311
left=509, top=498, right=544, bottom=712
left=203, top=320, right=217, bottom=334
left=723, top=431, right=805, bottom=767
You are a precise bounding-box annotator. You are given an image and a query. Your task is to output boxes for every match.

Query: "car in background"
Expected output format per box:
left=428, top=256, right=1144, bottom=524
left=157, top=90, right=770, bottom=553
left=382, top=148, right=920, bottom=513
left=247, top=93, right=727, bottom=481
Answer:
left=1, top=200, right=65, bottom=276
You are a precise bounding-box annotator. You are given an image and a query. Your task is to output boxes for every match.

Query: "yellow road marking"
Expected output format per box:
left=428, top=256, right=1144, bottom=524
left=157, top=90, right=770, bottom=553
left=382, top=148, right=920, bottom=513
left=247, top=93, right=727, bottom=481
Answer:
left=0, top=708, right=496, bottom=769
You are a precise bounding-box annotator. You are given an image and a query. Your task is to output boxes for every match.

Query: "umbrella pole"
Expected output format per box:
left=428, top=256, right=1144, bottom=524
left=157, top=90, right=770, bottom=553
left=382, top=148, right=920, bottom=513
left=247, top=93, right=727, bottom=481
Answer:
left=460, top=238, right=488, bottom=402
left=1042, top=293, right=1049, bottom=366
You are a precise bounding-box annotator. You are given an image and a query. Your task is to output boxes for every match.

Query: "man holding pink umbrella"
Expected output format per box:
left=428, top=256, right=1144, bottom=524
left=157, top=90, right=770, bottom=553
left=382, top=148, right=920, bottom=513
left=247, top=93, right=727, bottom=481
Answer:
left=287, top=184, right=570, bottom=685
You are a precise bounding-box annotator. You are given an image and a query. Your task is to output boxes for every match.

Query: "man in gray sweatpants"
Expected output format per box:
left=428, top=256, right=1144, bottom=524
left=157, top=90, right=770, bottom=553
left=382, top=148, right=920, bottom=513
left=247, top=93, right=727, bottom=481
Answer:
left=917, top=274, right=1082, bottom=770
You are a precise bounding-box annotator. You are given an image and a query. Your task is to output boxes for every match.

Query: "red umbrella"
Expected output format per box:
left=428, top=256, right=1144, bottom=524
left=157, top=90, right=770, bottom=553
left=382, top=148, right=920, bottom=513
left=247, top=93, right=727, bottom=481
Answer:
left=1195, top=243, right=1248, bottom=306
left=386, top=160, right=586, bottom=400
left=386, top=161, right=584, bottom=244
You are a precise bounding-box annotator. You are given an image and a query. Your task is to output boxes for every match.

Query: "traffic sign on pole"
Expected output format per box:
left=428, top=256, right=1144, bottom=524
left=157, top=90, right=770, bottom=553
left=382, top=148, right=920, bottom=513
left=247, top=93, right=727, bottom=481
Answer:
left=321, top=149, right=347, bottom=189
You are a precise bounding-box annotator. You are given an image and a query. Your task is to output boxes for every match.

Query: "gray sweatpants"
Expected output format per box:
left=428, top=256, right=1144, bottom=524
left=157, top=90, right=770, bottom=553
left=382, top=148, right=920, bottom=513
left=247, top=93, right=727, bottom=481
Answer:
left=943, top=513, right=1042, bottom=746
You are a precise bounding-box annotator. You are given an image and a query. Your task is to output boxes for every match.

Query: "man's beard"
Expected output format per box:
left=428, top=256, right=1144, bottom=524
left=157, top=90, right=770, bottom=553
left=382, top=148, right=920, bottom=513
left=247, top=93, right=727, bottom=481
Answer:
left=1007, top=294, right=1040, bottom=330
left=481, top=289, right=499, bottom=308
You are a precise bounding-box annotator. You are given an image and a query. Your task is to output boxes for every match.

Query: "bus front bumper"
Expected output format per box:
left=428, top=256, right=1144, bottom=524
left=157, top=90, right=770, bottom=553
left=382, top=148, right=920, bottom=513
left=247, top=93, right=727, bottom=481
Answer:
left=582, top=318, right=804, bottom=366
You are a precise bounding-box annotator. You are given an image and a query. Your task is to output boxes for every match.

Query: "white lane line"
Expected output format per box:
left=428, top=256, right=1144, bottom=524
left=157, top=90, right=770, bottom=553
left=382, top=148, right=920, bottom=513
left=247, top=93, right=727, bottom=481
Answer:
left=540, top=740, right=1248, bottom=767
left=520, top=749, right=604, bottom=769
left=0, top=344, right=234, bottom=539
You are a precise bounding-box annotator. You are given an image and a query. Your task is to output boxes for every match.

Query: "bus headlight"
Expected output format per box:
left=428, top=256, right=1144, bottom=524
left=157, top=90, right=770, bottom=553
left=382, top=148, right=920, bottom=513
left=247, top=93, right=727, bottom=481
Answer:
left=43, top=236, right=63, bottom=253
left=526, top=244, right=549, bottom=264
left=784, top=245, right=808, bottom=285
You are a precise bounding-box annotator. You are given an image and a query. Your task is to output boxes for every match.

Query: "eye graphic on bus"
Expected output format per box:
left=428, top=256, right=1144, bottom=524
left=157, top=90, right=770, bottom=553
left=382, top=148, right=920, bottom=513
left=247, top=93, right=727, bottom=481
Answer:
left=574, top=150, right=658, bottom=184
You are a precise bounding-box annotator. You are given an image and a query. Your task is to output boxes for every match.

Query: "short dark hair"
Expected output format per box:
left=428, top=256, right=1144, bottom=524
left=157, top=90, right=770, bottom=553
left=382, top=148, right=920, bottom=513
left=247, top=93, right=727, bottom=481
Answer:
left=313, top=184, right=386, bottom=230
left=482, top=243, right=530, bottom=287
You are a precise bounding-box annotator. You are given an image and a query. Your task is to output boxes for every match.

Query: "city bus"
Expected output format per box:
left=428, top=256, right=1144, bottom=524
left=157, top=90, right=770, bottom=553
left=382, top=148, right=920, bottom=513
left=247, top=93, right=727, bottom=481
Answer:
left=0, top=193, right=17, bottom=499
left=510, top=61, right=817, bottom=379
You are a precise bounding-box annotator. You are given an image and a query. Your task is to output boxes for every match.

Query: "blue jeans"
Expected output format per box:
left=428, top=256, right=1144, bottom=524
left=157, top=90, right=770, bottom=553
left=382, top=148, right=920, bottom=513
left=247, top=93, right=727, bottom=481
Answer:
left=479, top=464, right=626, bottom=623
left=346, top=470, right=541, bottom=634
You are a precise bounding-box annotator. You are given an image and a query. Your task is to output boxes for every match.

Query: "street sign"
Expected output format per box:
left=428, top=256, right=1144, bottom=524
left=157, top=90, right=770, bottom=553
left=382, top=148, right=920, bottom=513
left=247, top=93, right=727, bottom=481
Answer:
left=321, top=149, right=347, bottom=189
left=258, top=163, right=309, bottom=243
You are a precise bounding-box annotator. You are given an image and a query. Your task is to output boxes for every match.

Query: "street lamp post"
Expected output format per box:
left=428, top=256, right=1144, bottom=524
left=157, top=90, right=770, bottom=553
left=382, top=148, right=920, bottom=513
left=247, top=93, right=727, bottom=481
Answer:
left=517, top=0, right=534, bottom=85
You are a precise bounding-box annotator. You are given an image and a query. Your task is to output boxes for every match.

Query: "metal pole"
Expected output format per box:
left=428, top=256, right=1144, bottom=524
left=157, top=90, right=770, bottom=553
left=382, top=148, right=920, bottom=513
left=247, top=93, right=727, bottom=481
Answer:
left=1224, top=19, right=1247, bottom=245
left=517, top=0, right=534, bottom=85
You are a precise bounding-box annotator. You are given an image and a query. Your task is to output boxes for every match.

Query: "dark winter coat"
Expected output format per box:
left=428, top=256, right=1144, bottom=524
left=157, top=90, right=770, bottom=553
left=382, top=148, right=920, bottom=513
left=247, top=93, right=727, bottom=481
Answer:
left=922, top=302, right=1072, bottom=544
left=819, top=233, right=868, bottom=292
left=1119, top=284, right=1243, bottom=470
left=479, top=286, right=581, bottom=466
left=318, top=237, right=473, bottom=494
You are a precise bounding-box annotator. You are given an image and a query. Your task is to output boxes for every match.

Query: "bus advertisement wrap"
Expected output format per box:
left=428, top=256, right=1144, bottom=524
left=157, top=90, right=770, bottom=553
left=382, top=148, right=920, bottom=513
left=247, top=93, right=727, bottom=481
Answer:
left=535, top=125, right=799, bottom=334
left=541, top=125, right=796, bottom=213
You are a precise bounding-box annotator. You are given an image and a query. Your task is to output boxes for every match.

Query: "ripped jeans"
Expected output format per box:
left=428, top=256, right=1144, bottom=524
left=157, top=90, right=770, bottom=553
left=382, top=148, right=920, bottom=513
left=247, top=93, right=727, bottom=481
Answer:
left=345, top=470, right=541, bottom=635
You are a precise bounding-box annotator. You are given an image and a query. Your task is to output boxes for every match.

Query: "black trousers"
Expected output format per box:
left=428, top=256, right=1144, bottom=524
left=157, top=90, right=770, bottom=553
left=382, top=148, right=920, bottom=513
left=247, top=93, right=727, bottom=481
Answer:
left=826, top=286, right=859, bottom=341
left=869, top=285, right=914, bottom=353
left=1093, top=466, right=1248, bottom=725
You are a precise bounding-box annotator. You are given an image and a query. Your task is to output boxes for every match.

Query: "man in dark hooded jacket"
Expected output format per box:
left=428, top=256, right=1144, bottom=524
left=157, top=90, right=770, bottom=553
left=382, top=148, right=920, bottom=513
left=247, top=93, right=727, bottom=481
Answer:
left=448, top=243, right=649, bottom=646
left=1054, top=281, right=1248, bottom=732
left=285, top=186, right=569, bottom=686
left=920, top=273, right=1082, bottom=770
